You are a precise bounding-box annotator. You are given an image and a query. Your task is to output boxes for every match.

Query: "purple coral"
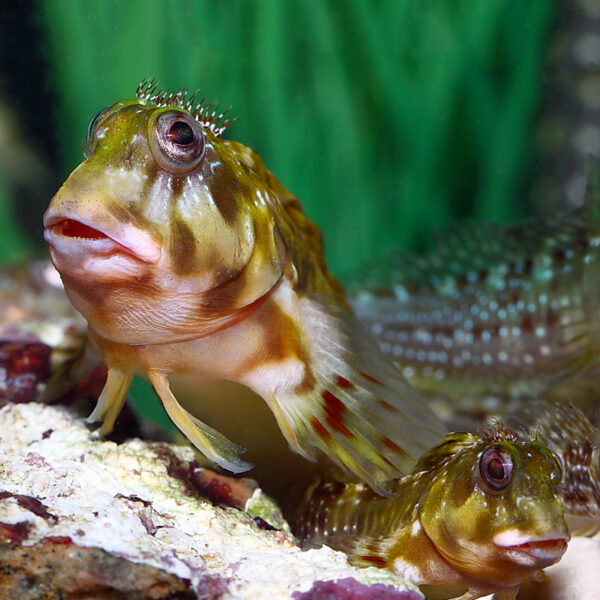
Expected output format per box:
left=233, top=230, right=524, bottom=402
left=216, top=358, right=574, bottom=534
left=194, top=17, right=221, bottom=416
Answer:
left=292, top=577, right=423, bottom=600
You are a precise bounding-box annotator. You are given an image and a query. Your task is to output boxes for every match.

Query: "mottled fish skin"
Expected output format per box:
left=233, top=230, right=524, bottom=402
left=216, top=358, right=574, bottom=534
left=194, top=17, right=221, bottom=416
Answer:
left=43, top=80, right=444, bottom=492
left=349, top=203, right=600, bottom=416
left=511, top=400, right=600, bottom=535
left=297, top=424, right=569, bottom=600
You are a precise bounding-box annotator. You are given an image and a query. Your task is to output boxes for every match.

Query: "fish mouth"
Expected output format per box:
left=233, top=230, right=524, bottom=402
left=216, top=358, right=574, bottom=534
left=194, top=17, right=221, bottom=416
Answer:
left=43, top=214, right=161, bottom=264
left=495, top=531, right=569, bottom=567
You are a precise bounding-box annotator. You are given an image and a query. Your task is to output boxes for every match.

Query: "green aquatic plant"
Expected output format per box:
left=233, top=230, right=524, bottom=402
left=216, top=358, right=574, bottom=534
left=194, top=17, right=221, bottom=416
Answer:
left=38, top=0, right=556, bottom=274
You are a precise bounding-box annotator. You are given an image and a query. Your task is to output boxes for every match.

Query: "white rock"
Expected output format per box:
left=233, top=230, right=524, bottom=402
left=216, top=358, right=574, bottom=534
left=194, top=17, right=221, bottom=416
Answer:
left=0, top=402, right=418, bottom=599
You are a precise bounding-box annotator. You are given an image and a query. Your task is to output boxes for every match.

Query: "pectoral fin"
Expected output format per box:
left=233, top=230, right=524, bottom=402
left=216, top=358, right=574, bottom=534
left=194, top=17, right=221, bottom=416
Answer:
left=148, top=371, right=252, bottom=474
left=267, top=296, right=445, bottom=492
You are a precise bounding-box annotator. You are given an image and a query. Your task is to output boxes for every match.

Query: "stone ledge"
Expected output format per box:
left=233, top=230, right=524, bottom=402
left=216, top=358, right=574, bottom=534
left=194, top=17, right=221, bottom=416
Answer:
left=0, top=402, right=419, bottom=600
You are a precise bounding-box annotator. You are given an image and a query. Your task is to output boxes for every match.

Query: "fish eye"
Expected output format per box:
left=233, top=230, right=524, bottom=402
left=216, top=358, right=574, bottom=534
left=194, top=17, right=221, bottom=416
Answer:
left=150, top=110, right=205, bottom=174
left=167, top=121, right=194, bottom=145
left=479, top=446, right=514, bottom=492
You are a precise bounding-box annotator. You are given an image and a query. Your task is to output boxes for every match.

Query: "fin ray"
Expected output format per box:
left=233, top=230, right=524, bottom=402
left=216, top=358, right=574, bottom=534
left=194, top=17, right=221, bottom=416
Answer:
left=268, top=296, right=444, bottom=490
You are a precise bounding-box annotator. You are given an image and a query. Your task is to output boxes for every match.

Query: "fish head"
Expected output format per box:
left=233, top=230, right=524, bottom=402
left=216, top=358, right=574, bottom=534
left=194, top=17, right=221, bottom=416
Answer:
left=419, top=425, right=569, bottom=586
left=44, top=86, right=286, bottom=345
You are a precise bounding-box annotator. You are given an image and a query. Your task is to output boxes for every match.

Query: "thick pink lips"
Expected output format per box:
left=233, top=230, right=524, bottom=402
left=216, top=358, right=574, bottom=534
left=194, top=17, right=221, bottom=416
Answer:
left=500, top=536, right=569, bottom=568
left=43, top=214, right=162, bottom=264
left=494, top=527, right=569, bottom=567
left=512, top=537, right=568, bottom=560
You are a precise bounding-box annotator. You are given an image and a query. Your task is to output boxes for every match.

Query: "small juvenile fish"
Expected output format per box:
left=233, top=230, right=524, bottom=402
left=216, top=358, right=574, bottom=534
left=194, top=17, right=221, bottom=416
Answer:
left=512, top=400, right=600, bottom=534
left=350, top=197, right=600, bottom=415
left=296, top=423, right=569, bottom=600
left=43, top=80, right=443, bottom=491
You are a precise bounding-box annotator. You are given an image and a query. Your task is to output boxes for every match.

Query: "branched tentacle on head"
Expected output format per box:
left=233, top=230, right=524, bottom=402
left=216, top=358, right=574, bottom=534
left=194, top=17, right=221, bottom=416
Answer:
left=136, top=78, right=234, bottom=137
left=480, top=418, right=520, bottom=443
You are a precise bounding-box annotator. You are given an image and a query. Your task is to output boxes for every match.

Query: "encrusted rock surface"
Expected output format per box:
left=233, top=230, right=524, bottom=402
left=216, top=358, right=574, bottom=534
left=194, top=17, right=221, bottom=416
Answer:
left=0, top=401, right=419, bottom=599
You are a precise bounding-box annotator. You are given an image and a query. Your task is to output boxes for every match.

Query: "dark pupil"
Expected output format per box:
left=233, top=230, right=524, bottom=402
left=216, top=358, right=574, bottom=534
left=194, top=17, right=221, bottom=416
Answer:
left=487, top=457, right=505, bottom=480
left=168, top=121, right=194, bottom=145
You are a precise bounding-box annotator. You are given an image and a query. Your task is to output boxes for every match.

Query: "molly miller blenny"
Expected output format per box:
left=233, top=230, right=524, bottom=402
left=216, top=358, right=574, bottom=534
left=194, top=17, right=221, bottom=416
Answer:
left=350, top=198, right=600, bottom=412
left=43, top=80, right=444, bottom=492
left=297, top=423, right=569, bottom=600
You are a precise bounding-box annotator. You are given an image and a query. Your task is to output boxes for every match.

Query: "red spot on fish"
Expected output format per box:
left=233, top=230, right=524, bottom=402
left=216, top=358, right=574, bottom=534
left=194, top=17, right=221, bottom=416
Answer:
left=361, top=555, right=387, bottom=567
left=336, top=376, right=353, bottom=389
left=553, top=248, right=566, bottom=262
left=521, top=314, right=534, bottom=333
left=381, top=455, right=395, bottom=468
left=381, top=436, right=406, bottom=455
left=545, top=310, right=560, bottom=327
left=378, top=399, right=396, bottom=411
left=311, top=417, right=330, bottom=439
left=322, top=390, right=354, bottom=438
left=359, top=372, right=380, bottom=385
left=471, top=324, right=484, bottom=339
left=322, top=390, right=345, bottom=413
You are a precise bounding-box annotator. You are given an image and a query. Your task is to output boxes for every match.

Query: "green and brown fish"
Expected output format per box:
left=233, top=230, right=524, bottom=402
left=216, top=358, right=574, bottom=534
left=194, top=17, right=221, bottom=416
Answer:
left=296, top=423, right=569, bottom=600
left=349, top=193, right=600, bottom=418
left=42, top=80, right=443, bottom=496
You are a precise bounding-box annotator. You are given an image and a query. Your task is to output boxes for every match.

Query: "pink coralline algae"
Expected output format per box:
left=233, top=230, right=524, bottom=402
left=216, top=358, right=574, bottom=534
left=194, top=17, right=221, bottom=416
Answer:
left=293, top=578, right=422, bottom=600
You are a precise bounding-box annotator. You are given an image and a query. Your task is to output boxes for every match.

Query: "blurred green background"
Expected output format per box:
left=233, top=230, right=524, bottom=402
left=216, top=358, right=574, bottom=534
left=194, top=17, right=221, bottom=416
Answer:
left=0, top=0, right=560, bottom=274
left=1, top=0, right=581, bottom=427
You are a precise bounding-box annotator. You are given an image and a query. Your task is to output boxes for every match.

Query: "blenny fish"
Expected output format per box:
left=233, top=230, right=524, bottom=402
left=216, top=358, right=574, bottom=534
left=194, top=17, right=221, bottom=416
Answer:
left=511, top=400, right=600, bottom=535
left=296, top=423, right=569, bottom=600
left=350, top=194, right=600, bottom=417
left=42, top=80, right=443, bottom=493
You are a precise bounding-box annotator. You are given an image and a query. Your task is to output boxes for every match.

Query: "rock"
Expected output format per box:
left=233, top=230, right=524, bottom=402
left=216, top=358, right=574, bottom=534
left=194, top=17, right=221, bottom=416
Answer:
left=0, top=537, right=197, bottom=599
left=0, top=401, right=420, bottom=599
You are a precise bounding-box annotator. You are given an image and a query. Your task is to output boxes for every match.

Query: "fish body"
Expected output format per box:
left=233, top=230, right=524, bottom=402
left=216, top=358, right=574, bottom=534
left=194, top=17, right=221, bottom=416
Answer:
left=350, top=203, right=600, bottom=417
left=297, top=424, right=569, bottom=600
left=43, top=81, right=443, bottom=494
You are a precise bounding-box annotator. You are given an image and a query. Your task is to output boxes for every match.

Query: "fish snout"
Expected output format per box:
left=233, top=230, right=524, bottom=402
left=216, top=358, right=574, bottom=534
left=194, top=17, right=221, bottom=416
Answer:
left=493, top=528, right=570, bottom=568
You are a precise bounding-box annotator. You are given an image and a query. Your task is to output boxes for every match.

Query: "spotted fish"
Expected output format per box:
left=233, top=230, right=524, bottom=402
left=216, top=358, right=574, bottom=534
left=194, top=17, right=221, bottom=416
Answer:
left=297, top=423, right=569, bottom=600
left=350, top=189, right=600, bottom=417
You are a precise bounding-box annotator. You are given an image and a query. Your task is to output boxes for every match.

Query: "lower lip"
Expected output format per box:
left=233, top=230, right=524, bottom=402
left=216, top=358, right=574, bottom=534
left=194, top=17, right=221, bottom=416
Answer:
left=505, top=538, right=568, bottom=565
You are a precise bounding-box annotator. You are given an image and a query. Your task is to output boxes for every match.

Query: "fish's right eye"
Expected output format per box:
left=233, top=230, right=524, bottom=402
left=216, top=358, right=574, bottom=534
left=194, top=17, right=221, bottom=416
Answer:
left=150, top=110, right=205, bottom=174
left=479, top=446, right=514, bottom=493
